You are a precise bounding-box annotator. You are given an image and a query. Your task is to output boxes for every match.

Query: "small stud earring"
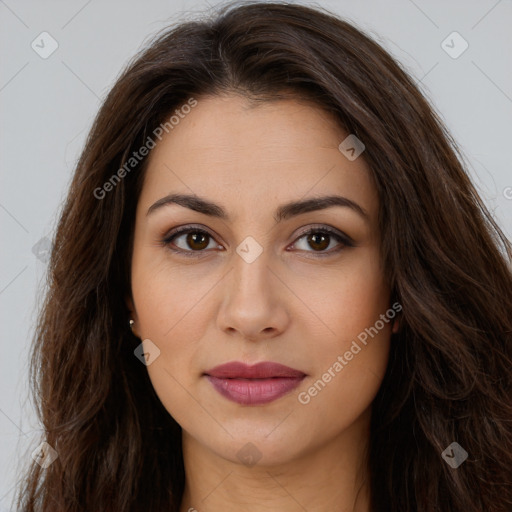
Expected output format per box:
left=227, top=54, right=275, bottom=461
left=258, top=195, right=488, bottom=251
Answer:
left=129, top=319, right=135, bottom=330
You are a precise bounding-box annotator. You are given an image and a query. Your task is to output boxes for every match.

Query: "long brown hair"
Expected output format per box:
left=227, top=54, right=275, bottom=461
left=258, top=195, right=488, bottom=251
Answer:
left=16, top=1, right=512, bottom=511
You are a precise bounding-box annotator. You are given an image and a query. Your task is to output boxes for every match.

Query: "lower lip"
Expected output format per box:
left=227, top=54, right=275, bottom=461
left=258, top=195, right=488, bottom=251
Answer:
left=205, top=375, right=305, bottom=405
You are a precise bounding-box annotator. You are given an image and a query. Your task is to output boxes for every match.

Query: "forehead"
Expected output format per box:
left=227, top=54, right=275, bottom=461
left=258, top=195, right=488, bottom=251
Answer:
left=139, top=94, right=377, bottom=222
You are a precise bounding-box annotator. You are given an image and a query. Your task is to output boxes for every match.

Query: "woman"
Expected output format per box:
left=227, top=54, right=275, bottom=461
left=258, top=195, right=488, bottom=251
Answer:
left=16, top=1, right=512, bottom=511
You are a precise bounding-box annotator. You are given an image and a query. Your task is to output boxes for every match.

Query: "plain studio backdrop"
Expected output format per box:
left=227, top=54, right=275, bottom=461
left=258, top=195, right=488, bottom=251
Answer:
left=0, top=0, right=510, bottom=509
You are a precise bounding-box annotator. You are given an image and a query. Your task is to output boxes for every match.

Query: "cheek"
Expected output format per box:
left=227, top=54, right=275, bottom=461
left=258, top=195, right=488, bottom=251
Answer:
left=299, top=341, right=389, bottom=445
left=130, top=251, right=221, bottom=404
left=131, top=244, right=214, bottom=340
left=293, top=249, right=392, bottom=407
left=131, top=271, right=212, bottom=429
left=133, top=278, right=210, bottom=369
left=297, top=301, right=391, bottom=439
left=292, top=248, right=390, bottom=343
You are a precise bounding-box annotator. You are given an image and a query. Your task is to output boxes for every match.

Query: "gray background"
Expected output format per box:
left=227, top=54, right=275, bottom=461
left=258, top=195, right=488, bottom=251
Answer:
left=1, top=0, right=511, bottom=509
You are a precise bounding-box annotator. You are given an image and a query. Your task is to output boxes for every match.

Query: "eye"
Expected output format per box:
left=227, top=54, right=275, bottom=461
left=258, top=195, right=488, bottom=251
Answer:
left=161, top=225, right=222, bottom=256
left=290, top=225, right=353, bottom=256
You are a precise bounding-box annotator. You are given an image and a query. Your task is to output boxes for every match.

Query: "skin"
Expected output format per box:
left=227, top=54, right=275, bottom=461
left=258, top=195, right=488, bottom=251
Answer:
left=126, top=94, right=398, bottom=512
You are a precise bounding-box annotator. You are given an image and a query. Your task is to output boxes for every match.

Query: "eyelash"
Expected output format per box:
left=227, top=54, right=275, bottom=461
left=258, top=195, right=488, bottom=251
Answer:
left=160, top=224, right=354, bottom=258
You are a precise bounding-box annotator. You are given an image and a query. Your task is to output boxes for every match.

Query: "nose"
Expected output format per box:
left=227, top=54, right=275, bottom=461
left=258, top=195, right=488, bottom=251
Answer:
left=216, top=249, right=290, bottom=342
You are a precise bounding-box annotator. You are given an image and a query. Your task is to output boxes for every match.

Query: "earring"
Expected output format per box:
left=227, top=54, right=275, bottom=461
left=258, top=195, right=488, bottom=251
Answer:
left=129, top=319, right=135, bottom=330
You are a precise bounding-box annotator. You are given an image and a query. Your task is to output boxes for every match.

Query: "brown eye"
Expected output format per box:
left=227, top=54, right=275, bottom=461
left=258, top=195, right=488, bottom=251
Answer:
left=291, top=226, right=353, bottom=255
left=163, top=227, right=219, bottom=254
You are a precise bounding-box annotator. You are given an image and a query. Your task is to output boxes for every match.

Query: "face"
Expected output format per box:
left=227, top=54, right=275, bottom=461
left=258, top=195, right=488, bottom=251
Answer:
left=127, top=94, right=395, bottom=466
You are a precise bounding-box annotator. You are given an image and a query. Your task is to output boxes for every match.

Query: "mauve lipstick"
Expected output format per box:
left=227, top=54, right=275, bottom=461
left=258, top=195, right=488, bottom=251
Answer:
left=204, top=361, right=306, bottom=405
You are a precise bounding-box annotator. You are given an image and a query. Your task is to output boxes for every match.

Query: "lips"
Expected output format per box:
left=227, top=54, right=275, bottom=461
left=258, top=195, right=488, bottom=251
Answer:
left=204, top=361, right=306, bottom=405
left=205, top=361, right=306, bottom=379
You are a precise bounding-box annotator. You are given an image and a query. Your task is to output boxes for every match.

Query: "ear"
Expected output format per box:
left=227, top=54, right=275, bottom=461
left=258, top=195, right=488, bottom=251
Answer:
left=391, top=317, right=400, bottom=334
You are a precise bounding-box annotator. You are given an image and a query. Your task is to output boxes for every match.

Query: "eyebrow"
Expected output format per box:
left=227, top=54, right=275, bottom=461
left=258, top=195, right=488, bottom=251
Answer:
left=146, top=193, right=369, bottom=223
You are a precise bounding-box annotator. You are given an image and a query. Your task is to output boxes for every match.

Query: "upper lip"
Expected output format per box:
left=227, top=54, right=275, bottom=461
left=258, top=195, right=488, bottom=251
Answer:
left=205, top=361, right=306, bottom=379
